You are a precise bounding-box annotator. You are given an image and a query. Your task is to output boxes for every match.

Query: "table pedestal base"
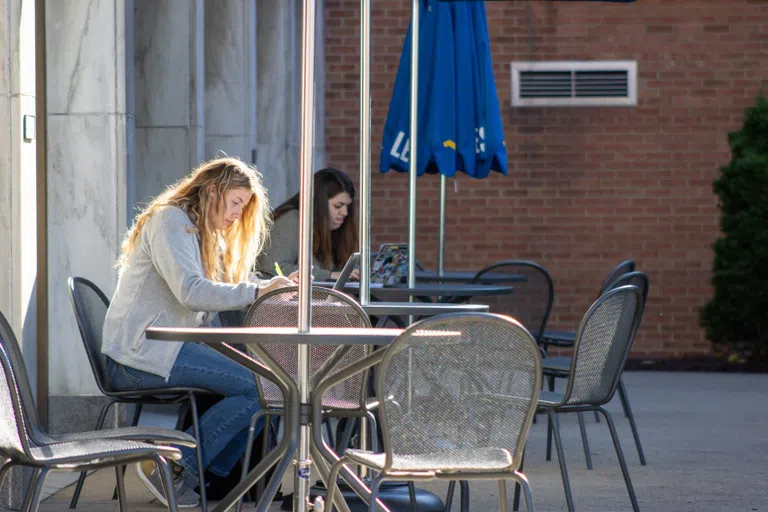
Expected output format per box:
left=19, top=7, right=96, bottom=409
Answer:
left=291, top=481, right=445, bottom=512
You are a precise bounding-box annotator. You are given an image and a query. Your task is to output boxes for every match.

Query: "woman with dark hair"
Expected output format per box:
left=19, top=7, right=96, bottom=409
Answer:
left=258, top=167, right=359, bottom=281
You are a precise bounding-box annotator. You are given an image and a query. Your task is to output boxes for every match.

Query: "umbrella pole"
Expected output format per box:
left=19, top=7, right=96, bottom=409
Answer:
left=438, top=175, right=447, bottom=277
left=407, top=0, right=420, bottom=325
left=359, top=0, right=371, bottom=307
left=358, top=0, right=372, bottom=480
left=296, top=0, right=316, bottom=508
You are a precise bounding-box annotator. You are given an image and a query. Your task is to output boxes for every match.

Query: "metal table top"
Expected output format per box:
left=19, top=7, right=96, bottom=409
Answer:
left=146, top=326, right=402, bottom=346
left=370, top=283, right=514, bottom=299
left=415, top=270, right=527, bottom=283
left=361, top=302, right=488, bottom=316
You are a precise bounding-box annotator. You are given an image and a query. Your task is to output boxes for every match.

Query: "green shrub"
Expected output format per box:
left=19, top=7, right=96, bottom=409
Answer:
left=701, top=95, right=768, bottom=362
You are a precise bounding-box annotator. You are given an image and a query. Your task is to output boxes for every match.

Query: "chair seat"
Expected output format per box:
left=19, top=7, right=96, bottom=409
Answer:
left=105, top=386, right=216, bottom=400
left=542, top=356, right=571, bottom=373
left=538, top=390, right=565, bottom=406
left=264, top=397, right=377, bottom=411
left=344, top=447, right=514, bottom=473
left=29, top=438, right=181, bottom=466
left=43, top=426, right=197, bottom=448
left=541, top=330, right=576, bottom=346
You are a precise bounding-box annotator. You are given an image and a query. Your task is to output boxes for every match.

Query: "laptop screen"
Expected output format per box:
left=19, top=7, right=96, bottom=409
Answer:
left=371, top=243, right=409, bottom=286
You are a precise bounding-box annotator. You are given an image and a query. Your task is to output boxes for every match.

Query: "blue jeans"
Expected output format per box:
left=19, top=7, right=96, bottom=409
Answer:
left=106, top=342, right=263, bottom=482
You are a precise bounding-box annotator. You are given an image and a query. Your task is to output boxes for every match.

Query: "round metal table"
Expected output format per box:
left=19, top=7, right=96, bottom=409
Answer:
left=146, top=326, right=402, bottom=512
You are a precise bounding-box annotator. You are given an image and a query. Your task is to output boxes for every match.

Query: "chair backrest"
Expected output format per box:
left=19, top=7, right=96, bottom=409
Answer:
left=562, top=285, right=644, bottom=406
left=598, top=260, right=636, bottom=296
left=377, top=313, right=541, bottom=473
left=0, top=311, right=37, bottom=460
left=244, top=286, right=372, bottom=409
left=67, top=277, right=112, bottom=394
left=471, top=260, right=554, bottom=342
left=606, top=271, right=649, bottom=306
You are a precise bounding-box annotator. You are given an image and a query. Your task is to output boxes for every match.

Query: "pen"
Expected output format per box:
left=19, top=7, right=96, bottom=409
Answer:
left=274, top=262, right=284, bottom=277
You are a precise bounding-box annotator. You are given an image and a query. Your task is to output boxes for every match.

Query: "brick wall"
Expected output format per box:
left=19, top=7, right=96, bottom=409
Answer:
left=324, top=0, right=768, bottom=358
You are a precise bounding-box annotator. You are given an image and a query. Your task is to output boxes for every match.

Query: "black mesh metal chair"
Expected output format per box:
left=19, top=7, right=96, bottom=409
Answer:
left=237, top=286, right=374, bottom=510
left=0, top=310, right=182, bottom=512
left=540, top=259, right=636, bottom=351
left=536, top=285, right=644, bottom=512
left=321, top=313, right=542, bottom=512
left=67, top=277, right=214, bottom=511
left=471, top=260, right=554, bottom=344
left=542, top=271, right=649, bottom=467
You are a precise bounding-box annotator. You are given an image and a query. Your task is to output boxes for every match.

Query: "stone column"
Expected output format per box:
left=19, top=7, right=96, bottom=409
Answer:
left=45, top=0, right=134, bottom=431
left=254, top=0, right=325, bottom=207
left=204, top=0, right=257, bottom=164
left=134, top=0, right=205, bottom=207
left=0, top=0, right=38, bottom=507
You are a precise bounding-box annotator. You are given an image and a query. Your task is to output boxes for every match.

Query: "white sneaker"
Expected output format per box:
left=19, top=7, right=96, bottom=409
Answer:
left=135, top=461, right=200, bottom=509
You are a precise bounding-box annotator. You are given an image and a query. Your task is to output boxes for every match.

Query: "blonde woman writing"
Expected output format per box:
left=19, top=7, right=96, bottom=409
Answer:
left=102, top=157, right=297, bottom=507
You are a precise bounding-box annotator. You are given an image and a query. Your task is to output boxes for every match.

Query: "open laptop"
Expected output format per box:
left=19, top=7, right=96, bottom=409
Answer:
left=370, top=243, right=409, bottom=286
left=332, top=252, right=361, bottom=291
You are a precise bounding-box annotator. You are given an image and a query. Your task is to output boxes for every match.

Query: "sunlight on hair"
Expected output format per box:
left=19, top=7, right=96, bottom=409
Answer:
left=118, top=157, right=272, bottom=283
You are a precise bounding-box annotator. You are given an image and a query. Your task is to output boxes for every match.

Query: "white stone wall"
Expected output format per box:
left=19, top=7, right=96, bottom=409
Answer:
left=46, top=0, right=133, bottom=396
left=0, top=0, right=37, bottom=381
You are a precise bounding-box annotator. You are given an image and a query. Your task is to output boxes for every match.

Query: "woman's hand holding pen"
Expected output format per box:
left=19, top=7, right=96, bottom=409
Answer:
left=258, top=276, right=295, bottom=297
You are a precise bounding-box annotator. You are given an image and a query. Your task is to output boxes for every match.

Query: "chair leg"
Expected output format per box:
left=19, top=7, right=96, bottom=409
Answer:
left=594, top=410, right=600, bottom=423
left=459, top=481, right=469, bottom=512
left=545, top=413, right=553, bottom=462
left=24, top=467, right=49, bottom=512
left=21, top=468, right=41, bottom=512
left=444, top=481, right=456, bottom=511
left=188, top=392, right=207, bottom=512
left=545, top=377, right=555, bottom=461
left=513, top=449, right=525, bottom=511
left=236, top=410, right=270, bottom=512
left=407, top=481, right=417, bottom=511
left=70, top=400, right=118, bottom=508
left=111, top=403, right=145, bottom=501
left=153, top=454, right=179, bottom=512
left=0, top=459, right=13, bottom=489
left=325, top=456, right=352, bottom=512
left=512, top=473, right=534, bottom=512
left=366, top=411, right=379, bottom=453
left=576, top=412, right=593, bottom=470
left=370, top=476, right=383, bottom=512
left=498, top=480, right=508, bottom=512
left=549, top=410, right=575, bottom=512
left=618, top=378, right=647, bottom=465
left=115, top=465, right=127, bottom=512
left=597, top=407, right=640, bottom=512
left=325, top=419, right=335, bottom=450
left=338, top=417, right=357, bottom=452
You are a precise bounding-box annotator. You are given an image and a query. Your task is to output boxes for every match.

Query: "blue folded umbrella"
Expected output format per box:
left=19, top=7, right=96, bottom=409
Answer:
left=449, top=1, right=478, bottom=177
left=468, top=0, right=507, bottom=179
left=380, top=0, right=457, bottom=177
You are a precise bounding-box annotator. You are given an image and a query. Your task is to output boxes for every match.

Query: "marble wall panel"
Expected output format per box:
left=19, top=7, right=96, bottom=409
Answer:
left=134, top=127, right=191, bottom=206
left=134, top=0, right=194, bottom=126
left=0, top=0, right=9, bottom=96
left=47, top=114, right=122, bottom=396
left=46, top=0, right=118, bottom=114
left=0, top=96, right=12, bottom=320
left=205, top=0, right=249, bottom=138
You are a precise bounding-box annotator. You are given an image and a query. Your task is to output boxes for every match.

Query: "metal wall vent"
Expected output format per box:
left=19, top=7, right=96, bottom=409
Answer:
left=510, top=61, right=637, bottom=107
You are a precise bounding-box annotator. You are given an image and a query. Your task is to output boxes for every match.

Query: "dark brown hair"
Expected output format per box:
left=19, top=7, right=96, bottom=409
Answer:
left=273, top=167, right=358, bottom=269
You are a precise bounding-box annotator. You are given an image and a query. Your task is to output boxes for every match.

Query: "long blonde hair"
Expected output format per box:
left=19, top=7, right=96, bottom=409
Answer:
left=119, top=157, right=271, bottom=283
